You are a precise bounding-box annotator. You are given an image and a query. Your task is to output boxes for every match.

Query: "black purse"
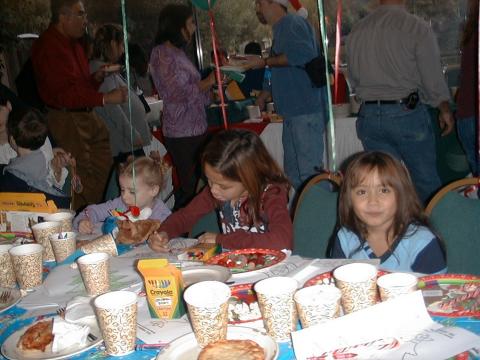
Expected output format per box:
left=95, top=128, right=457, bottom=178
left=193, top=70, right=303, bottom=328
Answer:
left=304, top=55, right=327, bottom=88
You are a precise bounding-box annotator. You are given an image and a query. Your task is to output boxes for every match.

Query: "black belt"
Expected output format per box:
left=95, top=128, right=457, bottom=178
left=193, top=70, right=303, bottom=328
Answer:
left=363, top=99, right=404, bottom=105
left=47, top=106, right=93, bottom=113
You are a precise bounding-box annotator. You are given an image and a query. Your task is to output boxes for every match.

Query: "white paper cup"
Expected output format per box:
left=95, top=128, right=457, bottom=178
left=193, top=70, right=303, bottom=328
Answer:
left=246, top=105, right=261, bottom=119
left=9, top=243, right=44, bottom=290
left=50, top=232, right=77, bottom=263
left=31, top=221, right=62, bottom=262
left=0, top=245, right=16, bottom=288
left=183, top=281, right=231, bottom=347
left=294, top=285, right=342, bottom=328
left=43, top=212, right=74, bottom=232
left=254, top=277, right=298, bottom=342
left=94, top=290, right=138, bottom=356
left=77, top=252, right=110, bottom=296
left=266, top=102, right=275, bottom=113
left=377, top=273, right=418, bottom=301
left=333, top=263, right=379, bottom=314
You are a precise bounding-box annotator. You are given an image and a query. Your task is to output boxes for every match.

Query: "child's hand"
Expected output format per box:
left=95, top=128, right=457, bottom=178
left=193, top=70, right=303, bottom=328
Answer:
left=148, top=231, right=170, bottom=252
left=78, top=219, right=94, bottom=234
left=198, top=232, right=218, bottom=244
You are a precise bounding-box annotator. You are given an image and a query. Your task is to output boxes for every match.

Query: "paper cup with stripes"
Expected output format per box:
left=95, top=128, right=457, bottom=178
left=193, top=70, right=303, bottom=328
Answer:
left=0, top=245, right=17, bottom=288
left=44, top=211, right=75, bottom=232
left=254, top=277, right=298, bottom=342
left=183, top=281, right=231, bottom=347
left=9, top=244, right=44, bottom=290
left=50, top=231, right=77, bottom=263
left=77, top=252, right=110, bottom=296
left=333, top=263, right=379, bottom=314
left=94, top=290, right=138, bottom=356
left=31, top=221, right=62, bottom=262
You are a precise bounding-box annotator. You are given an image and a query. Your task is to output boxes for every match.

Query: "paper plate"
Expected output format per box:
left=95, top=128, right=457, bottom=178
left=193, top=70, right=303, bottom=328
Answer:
left=0, top=288, right=22, bottom=314
left=228, top=283, right=262, bottom=324
left=182, top=265, right=231, bottom=287
left=156, top=326, right=278, bottom=360
left=1, top=317, right=102, bottom=360
left=418, top=274, right=480, bottom=318
left=304, top=269, right=388, bottom=287
left=206, top=248, right=286, bottom=274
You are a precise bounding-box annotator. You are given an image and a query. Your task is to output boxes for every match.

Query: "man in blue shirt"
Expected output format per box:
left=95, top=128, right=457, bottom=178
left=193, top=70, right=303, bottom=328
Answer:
left=246, top=0, right=328, bottom=191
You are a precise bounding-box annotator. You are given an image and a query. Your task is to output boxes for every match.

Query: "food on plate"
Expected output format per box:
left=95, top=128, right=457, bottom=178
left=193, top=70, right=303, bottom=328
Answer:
left=228, top=296, right=261, bottom=323
left=216, top=253, right=277, bottom=272
left=17, top=319, right=54, bottom=353
left=198, top=339, right=265, bottom=360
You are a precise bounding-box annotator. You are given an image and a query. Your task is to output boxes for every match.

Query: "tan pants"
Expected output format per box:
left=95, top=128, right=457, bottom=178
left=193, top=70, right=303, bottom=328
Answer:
left=47, top=110, right=112, bottom=210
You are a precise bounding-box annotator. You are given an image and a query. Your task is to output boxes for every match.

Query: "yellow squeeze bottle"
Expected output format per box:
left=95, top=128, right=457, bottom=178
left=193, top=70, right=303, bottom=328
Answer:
left=137, top=259, right=185, bottom=319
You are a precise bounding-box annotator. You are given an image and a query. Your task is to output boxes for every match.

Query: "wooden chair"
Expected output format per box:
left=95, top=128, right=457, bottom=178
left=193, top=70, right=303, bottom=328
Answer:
left=292, top=173, right=342, bottom=259
left=425, top=177, right=480, bottom=275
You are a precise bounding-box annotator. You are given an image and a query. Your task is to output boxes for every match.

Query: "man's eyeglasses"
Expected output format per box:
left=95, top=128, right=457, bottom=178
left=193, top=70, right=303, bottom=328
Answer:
left=64, top=11, right=87, bottom=20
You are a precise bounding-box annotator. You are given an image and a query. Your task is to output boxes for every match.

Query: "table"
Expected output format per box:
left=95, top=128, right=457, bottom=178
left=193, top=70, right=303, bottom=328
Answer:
left=1, top=244, right=479, bottom=360
left=210, top=116, right=364, bottom=173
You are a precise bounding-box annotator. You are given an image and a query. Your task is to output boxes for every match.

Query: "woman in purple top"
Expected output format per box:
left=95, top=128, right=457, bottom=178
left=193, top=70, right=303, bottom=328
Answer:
left=150, top=4, right=216, bottom=208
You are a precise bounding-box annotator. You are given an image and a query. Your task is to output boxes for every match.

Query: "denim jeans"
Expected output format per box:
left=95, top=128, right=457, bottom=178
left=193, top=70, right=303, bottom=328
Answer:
left=456, top=116, right=480, bottom=176
left=356, top=103, right=441, bottom=203
left=283, top=111, right=327, bottom=190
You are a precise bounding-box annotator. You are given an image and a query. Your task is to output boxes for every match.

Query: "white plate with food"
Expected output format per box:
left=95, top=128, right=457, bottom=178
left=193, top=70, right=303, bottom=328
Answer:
left=156, top=326, right=278, bottom=360
left=182, top=265, right=231, bottom=287
left=1, top=317, right=102, bottom=360
left=0, top=288, right=22, bottom=314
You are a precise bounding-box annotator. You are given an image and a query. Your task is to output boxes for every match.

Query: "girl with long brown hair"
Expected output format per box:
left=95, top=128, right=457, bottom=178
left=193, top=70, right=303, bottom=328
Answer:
left=330, top=151, right=446, bottom=274
left=149, top=129, right=292, bottom=251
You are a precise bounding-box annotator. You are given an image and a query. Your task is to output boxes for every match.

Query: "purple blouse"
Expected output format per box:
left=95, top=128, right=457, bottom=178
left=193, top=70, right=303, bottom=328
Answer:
left=150, top=44, right=210, bottom=138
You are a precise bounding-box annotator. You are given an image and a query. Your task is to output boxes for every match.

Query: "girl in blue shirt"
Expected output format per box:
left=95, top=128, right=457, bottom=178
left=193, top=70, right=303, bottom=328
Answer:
left=330, top=151, right=446, bottom=274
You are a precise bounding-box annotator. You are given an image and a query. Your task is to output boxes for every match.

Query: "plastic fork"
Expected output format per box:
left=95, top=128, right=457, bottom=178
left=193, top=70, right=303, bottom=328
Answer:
left=0, top=290, right=11, bottom=303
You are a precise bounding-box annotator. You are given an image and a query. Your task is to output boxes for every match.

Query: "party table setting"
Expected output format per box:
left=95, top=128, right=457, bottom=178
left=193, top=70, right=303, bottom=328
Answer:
left=0, top=211, right=479, bottom=360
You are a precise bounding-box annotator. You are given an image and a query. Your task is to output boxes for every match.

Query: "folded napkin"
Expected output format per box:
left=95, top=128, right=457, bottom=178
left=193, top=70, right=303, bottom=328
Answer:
left=64, top=296, right=95, bottom=324
left=52, top=317, right=89, bottom=352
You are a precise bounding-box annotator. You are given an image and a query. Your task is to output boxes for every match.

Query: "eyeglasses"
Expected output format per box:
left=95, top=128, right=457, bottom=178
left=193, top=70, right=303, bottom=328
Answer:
left=64, top=11, right=88, bottom=20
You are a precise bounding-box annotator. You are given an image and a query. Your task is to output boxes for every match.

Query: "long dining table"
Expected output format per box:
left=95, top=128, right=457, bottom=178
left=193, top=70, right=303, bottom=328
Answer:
left=0, top=237, right=479, bottom=360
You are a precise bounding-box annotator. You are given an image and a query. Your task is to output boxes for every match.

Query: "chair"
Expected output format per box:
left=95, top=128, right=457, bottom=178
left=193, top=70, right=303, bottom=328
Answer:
left=425, top=178, right=480, bottom=275
left=189, top=211, right=220, bottom=238
left=292, top=173, right=342, bottom=259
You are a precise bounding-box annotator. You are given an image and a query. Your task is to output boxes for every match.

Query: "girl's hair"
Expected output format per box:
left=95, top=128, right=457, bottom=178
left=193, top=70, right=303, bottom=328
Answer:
left=118, top=156, right=166, bottom=191
left=93, top=23, right=123, bottom=61
left=154, top=4, right=193, bottom=48
left=338, top=151, right=428, bottom=248
left=201, top=129, right=289, bottom=226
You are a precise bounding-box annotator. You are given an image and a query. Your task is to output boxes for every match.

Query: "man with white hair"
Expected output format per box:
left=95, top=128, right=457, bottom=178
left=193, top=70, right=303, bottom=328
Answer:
left=247, top=0, right=328, bottom=191
left=345, top=0, right=454, bottom=203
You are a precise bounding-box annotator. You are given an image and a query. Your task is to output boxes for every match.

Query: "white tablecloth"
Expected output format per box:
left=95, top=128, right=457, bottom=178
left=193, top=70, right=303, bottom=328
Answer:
left=256, top=116, right=364, bottom=172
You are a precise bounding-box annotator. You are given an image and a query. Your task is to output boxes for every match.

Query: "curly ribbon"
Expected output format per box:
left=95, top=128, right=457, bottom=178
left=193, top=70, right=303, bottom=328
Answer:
left=120, top=0, right=138, bottom=210
left=208, top=0, right=229, bottom=129
left=316, top=0, right=337, bottom=171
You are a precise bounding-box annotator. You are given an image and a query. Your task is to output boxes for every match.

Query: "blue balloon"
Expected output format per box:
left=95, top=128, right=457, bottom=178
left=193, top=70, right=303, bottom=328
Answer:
left=191, top=0, right=217, bottom=10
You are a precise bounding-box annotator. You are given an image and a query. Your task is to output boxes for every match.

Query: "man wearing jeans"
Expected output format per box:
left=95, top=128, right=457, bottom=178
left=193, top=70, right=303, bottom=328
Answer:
left=345, top=0, right=454, bottom=203
left=248, top=0, right=328, bottom=191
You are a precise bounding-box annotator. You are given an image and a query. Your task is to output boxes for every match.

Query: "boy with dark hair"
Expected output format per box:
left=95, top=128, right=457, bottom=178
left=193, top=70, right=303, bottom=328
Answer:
left=0, top=107, right=70, bottom=208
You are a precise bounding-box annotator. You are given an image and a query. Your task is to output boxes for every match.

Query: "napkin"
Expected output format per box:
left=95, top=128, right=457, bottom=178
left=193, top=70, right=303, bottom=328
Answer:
left=64, top=296, right=95, bottom=323
left=52, top=317, right=89, bottom=352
